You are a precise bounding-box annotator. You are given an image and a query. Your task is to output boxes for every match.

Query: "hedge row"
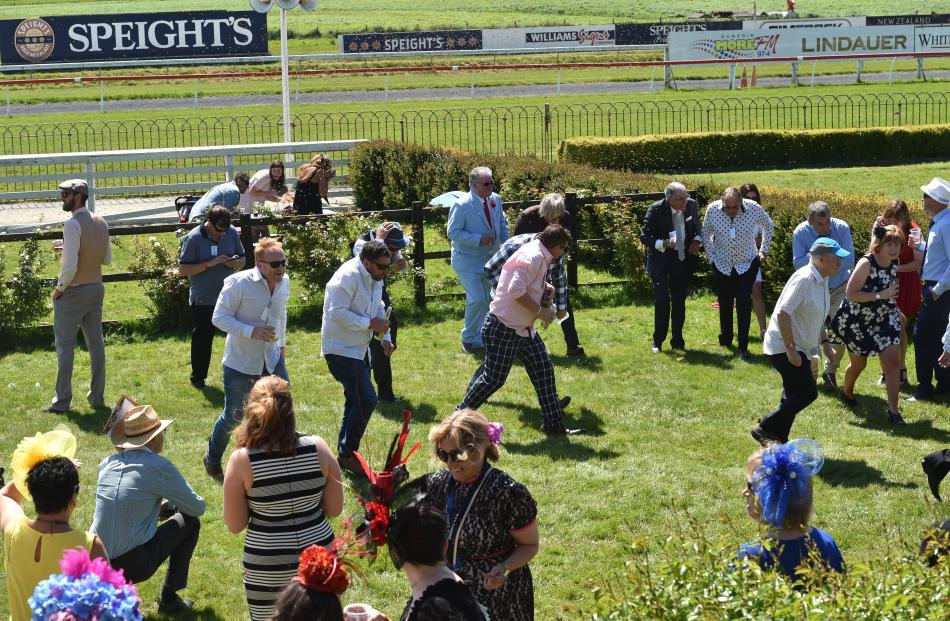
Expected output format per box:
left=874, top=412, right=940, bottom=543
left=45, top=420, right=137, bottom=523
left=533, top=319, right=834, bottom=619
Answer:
left=558, top=125, right=950, bottom=172
left=349, top=141, right=918, bottom=299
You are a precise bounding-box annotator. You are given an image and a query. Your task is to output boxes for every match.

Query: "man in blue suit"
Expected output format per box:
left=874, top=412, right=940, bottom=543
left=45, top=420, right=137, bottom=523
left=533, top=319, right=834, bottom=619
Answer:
left=448, top=166, right=510, bottom=353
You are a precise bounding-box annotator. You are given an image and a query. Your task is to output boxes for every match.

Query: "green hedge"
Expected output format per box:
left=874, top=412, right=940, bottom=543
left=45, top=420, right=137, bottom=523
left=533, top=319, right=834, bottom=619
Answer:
left=558, top=125, right=950, bottom=172
left=349, top=141, right=914, bottom=299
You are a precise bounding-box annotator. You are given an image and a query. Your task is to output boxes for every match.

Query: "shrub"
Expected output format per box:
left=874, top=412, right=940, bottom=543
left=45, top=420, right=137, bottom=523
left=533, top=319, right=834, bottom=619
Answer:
left=559, top=125, right=950, bottom=173
left=0, top=237, right=49, bottom=338
left=127, top=234, right=191, bottom=329
left=579, top=527, right=950, bottom=620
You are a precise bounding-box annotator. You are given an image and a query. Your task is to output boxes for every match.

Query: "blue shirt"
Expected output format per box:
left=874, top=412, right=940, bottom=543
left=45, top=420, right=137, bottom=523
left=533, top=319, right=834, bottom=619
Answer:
left=178, top=223, right=245, bottom=306
left=187, top=181, right=244, bottom=221
left=792, top=218, right=855, bottom=290
left=922, top=207, right=950, bottom=296
left=90, top=448, right=206, bottom=559
left=737, top=527, right=844, bottom=577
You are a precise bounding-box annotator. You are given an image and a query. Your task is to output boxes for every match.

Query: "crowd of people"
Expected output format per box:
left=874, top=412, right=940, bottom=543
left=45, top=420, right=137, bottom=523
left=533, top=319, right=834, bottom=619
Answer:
left=3, top=168, right=950, bottom=620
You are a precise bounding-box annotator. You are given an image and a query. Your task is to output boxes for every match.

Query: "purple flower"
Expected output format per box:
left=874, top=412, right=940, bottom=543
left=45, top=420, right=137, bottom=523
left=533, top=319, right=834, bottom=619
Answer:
left=487, top=422, right=504, bottom=445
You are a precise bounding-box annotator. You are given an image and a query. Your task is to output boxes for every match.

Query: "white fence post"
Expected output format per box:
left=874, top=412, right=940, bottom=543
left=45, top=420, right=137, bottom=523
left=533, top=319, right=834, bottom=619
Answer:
left=663, top=47, right=672, bottom=89
left=856, top=59, right=863, bottom=83
left=917, top=58, right=926, bottom=81
left=85, top=159, right=96, bottom=212
left=791, top=61, right=799, bottom=86
left=224, top=154, right=235, bottom=181
left=729, top=63, right=737, bottom=90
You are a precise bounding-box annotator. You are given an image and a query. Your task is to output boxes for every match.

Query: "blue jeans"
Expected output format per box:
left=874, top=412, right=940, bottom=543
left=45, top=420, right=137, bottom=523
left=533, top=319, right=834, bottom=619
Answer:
left=455, top=269, right=491, bottom=346
left=324, top=354, right=377, bottom=457
left=206, top=357, right=288, bottom=464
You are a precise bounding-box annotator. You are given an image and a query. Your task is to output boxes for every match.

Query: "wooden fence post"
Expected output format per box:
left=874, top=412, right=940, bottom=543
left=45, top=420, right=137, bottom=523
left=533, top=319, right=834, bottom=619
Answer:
left=412, top=201, right=427, bottom=308
left=239, top=213, right=254, bottom=269
left=565, top=192, right=579, bottom=290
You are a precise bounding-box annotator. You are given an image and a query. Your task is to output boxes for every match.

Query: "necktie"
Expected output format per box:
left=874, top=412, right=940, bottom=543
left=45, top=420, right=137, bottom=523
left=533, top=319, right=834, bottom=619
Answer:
left=483, top=199, right=492, bottom=229
left=674, top=211, right=686, bottom=261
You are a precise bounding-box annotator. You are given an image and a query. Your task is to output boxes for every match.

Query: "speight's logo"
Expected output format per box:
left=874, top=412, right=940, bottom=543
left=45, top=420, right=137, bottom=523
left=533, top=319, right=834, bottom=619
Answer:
left=14, top=18, right=55, bottom=62
left=689, top=33, right=779, bottom=60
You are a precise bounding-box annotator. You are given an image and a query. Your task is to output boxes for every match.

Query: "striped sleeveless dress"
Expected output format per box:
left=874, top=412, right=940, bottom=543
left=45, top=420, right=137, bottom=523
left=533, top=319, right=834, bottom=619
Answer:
left=243, top=435, right=335, bottom=621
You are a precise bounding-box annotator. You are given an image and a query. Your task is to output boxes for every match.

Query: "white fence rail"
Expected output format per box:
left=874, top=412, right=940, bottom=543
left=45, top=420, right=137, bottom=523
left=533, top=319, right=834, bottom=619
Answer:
left=0, top=140, right=364, bottom=210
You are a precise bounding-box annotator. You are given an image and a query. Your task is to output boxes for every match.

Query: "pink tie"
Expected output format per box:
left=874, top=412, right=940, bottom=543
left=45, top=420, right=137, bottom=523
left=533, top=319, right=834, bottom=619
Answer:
left=483, top=199, right=492, bottom=228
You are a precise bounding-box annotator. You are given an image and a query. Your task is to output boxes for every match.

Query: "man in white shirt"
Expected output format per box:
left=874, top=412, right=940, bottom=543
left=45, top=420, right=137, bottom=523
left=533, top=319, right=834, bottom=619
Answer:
left=322, top=240, right=394, bottom=476
left=203, top=238, right=290, bottom=481
left=702, top=187, right=773, bottom=360
left=752, top=237, right=851, bottom=445
left=46, top=179, right=112, bottom=413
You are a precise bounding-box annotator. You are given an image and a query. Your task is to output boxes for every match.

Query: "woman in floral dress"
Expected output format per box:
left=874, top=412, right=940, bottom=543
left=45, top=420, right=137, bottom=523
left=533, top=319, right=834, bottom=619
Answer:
left=830, top=224, right=906, bottom=424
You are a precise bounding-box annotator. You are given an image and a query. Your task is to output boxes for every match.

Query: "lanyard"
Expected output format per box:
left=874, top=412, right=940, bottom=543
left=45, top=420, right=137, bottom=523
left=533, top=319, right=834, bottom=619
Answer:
left=446, top=461, right=492, bottom=571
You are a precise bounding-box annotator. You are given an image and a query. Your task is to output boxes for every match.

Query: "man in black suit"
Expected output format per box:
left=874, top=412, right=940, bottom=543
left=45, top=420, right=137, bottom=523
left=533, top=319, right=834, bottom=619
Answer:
left=640, top=182, right=703, bottom=352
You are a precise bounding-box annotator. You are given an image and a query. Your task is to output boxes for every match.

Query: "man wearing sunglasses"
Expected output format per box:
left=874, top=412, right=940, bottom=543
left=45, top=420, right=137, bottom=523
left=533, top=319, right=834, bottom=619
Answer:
left=322, top=240, right=395, bottom=476
left=45, top=179, right=112, bottom=414
left=178, top=206, right=246, bottom=389
left=448, top=166, right=510, bottom=353
left=203, top=238, right=290, bottom=482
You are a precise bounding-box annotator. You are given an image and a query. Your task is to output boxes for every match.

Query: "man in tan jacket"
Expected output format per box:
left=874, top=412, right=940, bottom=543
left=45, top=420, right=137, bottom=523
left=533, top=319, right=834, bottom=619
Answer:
left=45, top=179, right=111, bottom=413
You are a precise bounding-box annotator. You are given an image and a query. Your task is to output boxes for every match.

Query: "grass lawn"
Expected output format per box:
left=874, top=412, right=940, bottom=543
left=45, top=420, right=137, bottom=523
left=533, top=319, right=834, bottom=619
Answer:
left=0, top=289, right=946, bottom=619
left=1, top=1, right=946, bottom=53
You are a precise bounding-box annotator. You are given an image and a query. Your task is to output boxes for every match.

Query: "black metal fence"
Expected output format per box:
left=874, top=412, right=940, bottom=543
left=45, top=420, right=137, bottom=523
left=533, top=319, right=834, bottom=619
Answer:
left=1, top=92, right=947, bottom=163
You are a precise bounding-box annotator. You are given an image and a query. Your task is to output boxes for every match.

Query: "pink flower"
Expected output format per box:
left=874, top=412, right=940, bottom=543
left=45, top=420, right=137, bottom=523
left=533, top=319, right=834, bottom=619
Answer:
left=487, top=422, right=504, bottom=445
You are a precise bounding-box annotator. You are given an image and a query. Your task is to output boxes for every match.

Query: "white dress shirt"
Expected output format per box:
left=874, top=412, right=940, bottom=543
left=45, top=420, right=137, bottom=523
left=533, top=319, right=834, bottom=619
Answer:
left=702, top=198, right=773, bottom=276
left=56, top=207, right=113, bottom=292
left=321, top=256, right=390, bottom=360
left=763, top=263, right=830, bottom=357
left=212, top=267, right=289, bottom=375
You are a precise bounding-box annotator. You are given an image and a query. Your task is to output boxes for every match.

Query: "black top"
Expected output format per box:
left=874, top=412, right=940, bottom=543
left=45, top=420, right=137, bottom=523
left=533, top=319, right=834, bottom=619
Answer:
left=292, top=178, right=324, bottom=215
left=399, top=578, right=487, bottom=621
left=513, top=205, right=571, bottom=236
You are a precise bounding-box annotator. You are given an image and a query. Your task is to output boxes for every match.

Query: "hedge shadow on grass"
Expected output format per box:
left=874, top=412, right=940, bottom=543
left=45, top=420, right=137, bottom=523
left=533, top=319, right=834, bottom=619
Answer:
left=818, top=457, right=917, bottom=490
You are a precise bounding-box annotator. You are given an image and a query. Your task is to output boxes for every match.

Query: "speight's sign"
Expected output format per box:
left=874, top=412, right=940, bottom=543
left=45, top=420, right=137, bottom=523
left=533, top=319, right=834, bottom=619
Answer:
left=341, top=30, right=483, bottom=54
left=0, top=11, right=267, bottom=65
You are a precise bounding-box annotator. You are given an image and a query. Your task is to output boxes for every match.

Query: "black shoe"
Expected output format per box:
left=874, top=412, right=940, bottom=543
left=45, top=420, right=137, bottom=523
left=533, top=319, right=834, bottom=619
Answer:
left=542, top=424, right=585, bottom=436
left=157, top=594, right=195, bottom=615
left=41, top=405, right=66, bottom=414
left=461, top=342, right=484, bottom=354
left=566, top=347, right=586, bottom=357
left=922, top=450, right=950, bottom=501
left=202, top=454, right=224, bottom=483
left=559, top=395, right=571, bottom=411
left=338, top=454, right=366, bottom=478
left=887, top=409, right=906, bottom=425
left=378, top=394, right=402, bottom=402
left=838, top=389, right=858, bottom=408
left=737, top=349, right=751, bottom=361
left=750, top=424, right=783, bottom=446
left=190, top=378, right=206, bottom=389
left=822, top=372, right=838, bottom=390
left=670, top=339, right=685, bottom=350
left=906, top=387, right=933, bottom=403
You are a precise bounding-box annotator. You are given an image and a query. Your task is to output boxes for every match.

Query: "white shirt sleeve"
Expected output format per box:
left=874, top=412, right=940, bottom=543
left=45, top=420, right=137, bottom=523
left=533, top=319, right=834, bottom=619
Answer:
left=212, top=277, right=256, bottom=339
left=56, top=218, right=82, bottom=292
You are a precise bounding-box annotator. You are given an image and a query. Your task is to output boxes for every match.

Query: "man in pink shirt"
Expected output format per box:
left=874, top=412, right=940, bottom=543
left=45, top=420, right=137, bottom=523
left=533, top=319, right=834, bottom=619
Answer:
left=457, top=225, right=583, bottom=435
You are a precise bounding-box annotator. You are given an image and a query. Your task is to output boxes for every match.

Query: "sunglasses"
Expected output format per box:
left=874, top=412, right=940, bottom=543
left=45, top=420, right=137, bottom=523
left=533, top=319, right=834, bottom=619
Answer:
left=263, top=259, right=287, bottom=268
left=478, top=180, right=494, bottom=187
left=436, top=446, right=473, bottom=463
left=372, top=261, right=391, bottom=271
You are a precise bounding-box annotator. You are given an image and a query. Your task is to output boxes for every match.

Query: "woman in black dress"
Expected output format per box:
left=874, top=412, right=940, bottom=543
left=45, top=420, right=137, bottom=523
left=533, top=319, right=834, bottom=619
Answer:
left=293, top=154, right=336, bottom=215
left=389, top=500, right=487, bottom=621
left=830, top=224, right=906, bottom=423
left=417, top=409, right=538, bottom=621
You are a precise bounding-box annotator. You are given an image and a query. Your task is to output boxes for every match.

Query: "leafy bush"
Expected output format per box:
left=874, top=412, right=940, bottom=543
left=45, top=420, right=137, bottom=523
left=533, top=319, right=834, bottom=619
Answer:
left=0, top=237, right=49, bottom=338
left=559, top=125, right=950, bottom=172
left=127, top=234, right=191, bottom=329
left=579, top=526, right=950, bottom=620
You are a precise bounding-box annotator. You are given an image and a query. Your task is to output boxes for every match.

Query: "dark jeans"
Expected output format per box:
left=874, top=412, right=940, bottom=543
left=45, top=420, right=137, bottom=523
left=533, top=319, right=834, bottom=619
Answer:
left=325, top=353, right=377, bottom=457
left=368, top=307, right=398, bottom=399
left=190, top=304, right=217, bottom=383
left=714, top=260, right=759, bottom=351
left=559, top=298, right=581, bottom=351
left=110, top=513, right=200, bottom=597
left=914, top=283, right=950, bottom=393
left=759, top=352, right=818, bottom=442
left=651, top=259, right=690, bottom=347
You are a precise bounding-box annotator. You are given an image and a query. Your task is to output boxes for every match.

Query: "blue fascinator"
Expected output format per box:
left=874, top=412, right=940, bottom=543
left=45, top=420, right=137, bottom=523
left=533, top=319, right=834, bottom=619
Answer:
left=750, top=439, right=824, bottom=528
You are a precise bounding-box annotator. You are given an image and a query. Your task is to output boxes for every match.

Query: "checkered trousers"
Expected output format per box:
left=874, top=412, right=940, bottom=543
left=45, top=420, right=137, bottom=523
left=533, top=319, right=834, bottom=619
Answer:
left=458, top=313, right=563, bottom=427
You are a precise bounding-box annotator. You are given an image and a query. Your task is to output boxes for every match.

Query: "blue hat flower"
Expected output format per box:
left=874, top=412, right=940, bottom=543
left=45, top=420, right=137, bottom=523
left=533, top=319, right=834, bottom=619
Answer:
left=750, top=439, right=824, bottom=528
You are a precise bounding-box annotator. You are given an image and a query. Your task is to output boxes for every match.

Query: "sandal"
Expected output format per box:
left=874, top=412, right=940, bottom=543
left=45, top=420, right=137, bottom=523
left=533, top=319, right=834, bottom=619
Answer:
left=838, top=389, right=858, bottom=408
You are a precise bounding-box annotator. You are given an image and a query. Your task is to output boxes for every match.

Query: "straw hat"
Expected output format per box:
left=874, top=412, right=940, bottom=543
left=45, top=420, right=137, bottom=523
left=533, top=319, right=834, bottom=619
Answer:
left=110, top=405, right=172, bottom=449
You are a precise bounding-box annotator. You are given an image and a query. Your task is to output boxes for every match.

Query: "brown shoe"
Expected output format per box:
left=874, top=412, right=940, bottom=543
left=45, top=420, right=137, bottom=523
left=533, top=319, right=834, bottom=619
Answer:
left=338, top=454, right=366, bottom=478
left=202, top=454, right=224, bottom=483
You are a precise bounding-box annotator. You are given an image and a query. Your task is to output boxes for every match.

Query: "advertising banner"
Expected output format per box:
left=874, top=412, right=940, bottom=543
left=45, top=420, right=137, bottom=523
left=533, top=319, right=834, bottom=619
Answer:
left=481, top=25, right=615, bottom=49
left=867, top=14, right=950, bottom=26
left=915, top=25, right=950, bottom=52
left=742, top=17, right=866, bottom=30
left=341, top=30, right=482, bottom=54
left=0, top=11, right=267, bottom=65
left=667, top=25, right=925, bottom=61
left=615, top=21, right=741, bottom=45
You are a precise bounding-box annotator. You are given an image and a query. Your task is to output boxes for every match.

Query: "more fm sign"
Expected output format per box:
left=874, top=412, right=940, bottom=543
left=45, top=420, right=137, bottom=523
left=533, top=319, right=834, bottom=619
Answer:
left=668, top=24, right=949, bottom=61
left=0, top=11, right=268, bottom=65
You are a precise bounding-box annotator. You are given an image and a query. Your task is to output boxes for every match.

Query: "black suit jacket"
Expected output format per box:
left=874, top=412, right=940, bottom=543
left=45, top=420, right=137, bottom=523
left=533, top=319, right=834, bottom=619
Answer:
left=639, top=197, right=701, bottom=279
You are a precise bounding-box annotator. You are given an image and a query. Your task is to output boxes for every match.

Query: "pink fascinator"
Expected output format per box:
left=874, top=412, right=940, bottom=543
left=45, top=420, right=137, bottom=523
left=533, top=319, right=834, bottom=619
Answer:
left=487, top=422, right=504, bottom=445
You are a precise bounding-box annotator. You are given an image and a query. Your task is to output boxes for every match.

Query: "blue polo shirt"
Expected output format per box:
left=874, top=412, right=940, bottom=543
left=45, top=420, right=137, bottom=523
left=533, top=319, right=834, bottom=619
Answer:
left=791, top=218, right=855, bottom=290
left=178, top=223, right=245, bottom=305
left=922, top=207, right=950, bottom=295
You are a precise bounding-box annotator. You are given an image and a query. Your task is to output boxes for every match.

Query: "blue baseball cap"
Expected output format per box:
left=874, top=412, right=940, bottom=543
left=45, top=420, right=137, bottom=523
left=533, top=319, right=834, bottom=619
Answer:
left=809, top=237, right=850, bottom=258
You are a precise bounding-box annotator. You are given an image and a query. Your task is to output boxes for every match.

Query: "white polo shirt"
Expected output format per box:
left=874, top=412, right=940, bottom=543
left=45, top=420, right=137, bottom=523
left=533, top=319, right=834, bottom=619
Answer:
left=763, top=262, right=829, bottom=357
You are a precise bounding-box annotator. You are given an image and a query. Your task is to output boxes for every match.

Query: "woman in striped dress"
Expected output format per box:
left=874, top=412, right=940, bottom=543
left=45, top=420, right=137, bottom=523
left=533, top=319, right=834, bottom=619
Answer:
left=223, top=376, right=344, bottom=621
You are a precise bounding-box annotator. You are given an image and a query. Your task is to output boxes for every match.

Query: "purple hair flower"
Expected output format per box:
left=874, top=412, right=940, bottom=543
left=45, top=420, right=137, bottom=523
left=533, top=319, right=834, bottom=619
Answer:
left=487, top=422, right=504, bottom=445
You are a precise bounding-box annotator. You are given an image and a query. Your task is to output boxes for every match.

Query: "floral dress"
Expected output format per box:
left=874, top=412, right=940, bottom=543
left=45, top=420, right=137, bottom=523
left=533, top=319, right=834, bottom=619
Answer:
left=419, top=466, right=537, bottom=621
left=829, top=254, right=902, bottom=357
